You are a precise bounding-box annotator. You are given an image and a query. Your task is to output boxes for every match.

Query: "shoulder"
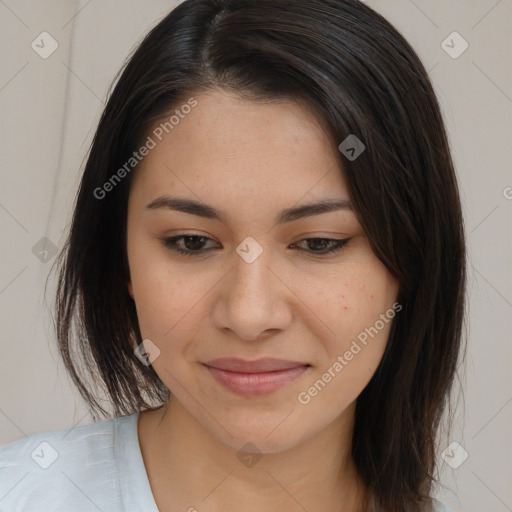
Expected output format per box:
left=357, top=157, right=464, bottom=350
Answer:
left=0, top=413, right=138, bottom=512
left=433, top=498, right=454, bottom=512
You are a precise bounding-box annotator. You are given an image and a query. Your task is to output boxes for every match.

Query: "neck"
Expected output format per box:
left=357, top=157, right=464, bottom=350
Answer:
left=138, top=398, right=367, bottom=512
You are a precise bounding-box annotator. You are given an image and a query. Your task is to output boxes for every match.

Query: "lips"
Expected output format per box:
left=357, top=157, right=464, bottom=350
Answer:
left=204, top=357, right=309, bottom=373
left=202, top=358, right=310, bottom=397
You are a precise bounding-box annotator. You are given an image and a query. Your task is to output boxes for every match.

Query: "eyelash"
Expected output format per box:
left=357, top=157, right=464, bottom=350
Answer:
left=162, top=235, right=351, bottom=257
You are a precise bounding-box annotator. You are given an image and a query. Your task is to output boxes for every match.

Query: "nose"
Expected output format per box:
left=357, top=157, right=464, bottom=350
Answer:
left=211, top=243, right=292, bottom=341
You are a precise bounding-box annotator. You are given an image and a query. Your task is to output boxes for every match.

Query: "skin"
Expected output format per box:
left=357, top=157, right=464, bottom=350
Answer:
left=126, top=88, right=399, bottom=512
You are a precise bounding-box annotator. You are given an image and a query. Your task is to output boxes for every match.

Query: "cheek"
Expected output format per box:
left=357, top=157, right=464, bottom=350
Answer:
left=315, top=261, right=399, bottom=368
left=335, top=280, right=394, bottom=336
left=294, top=277, right=398, bottom=420
left=132, top=270, right=204, bottom=384
left=128, top=245, right=201, bottom=346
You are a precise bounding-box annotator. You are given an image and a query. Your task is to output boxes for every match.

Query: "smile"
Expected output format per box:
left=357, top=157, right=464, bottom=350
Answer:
left=202, top=358, right=310, bottom=397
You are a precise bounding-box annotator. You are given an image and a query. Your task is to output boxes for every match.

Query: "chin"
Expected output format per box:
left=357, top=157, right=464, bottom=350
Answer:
left=205, top=412, right=313, bottom=455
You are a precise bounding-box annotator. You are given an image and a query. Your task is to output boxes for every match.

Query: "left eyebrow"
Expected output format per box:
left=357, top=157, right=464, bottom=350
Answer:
left=145, top=196, right=353, bottom=225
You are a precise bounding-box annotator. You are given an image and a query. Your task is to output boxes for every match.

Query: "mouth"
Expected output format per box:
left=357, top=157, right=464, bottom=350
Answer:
left=202, top=357, right=311, bottom=397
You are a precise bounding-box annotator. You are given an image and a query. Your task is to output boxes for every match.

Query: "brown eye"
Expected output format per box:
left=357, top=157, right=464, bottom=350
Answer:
left=162, top=235, right=219, bottom=256
left=291, top=237, right=351, bottom=255
left=162, top=235, right=351, bottom=258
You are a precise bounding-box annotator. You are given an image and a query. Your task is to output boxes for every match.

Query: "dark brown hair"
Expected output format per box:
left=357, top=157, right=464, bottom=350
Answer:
left=54, top=1, right=466, bottom=510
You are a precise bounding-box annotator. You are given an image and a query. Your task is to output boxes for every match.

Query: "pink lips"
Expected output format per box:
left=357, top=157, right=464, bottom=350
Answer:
left=203, top=357, right=310, bottom=397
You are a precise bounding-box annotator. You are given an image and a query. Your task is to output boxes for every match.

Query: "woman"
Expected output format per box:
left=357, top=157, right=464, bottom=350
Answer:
left=0, top=1, right=465, bottom=511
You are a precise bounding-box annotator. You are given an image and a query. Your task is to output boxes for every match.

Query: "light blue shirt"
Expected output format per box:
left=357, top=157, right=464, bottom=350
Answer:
left=0, top=412, right=453, bottom=511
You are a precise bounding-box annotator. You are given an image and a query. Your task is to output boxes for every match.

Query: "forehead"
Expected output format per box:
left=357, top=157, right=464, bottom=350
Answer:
left=130, top=89, right=349, bottom=212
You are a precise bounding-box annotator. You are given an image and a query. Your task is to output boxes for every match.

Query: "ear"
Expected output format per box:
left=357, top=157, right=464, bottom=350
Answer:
left=127, top=281, right=134, bottom=299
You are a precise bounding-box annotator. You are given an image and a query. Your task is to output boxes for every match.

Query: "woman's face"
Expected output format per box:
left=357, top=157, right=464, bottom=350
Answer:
left=126, top=88, right=399, bottom=453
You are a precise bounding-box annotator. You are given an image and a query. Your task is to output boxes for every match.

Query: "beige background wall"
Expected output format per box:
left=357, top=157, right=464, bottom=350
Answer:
left=0, top=1, right=510, bottom=511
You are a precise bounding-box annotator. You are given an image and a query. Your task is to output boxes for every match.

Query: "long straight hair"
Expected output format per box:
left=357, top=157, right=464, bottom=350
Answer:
left=54, top=1, right=466, bottom=510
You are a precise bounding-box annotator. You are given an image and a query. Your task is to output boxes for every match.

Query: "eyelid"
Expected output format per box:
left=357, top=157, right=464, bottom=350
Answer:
left=161, top=233, right=352, bottom=257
